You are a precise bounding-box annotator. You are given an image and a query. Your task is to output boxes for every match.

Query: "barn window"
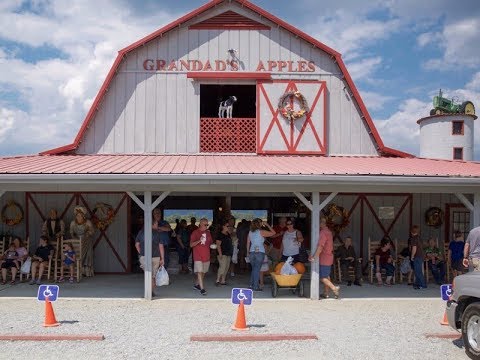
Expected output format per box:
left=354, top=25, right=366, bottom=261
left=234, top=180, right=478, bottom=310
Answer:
left=453, top=147, right=463, bottom=160
left=200, top=84, right=256, bottom=153
left=452, top=121, right=464, bottom=135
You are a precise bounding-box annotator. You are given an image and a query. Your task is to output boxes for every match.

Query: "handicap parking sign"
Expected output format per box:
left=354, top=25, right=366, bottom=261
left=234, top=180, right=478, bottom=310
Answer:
left=440, top=284, right=452, bottom=301
left=231, top=288, right=253, bottom=305
left=37, top=285, right=60, bottom=302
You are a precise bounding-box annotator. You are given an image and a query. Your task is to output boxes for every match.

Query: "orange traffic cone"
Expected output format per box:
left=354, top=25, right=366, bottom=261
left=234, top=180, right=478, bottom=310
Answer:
left=232, top=300, right=248, bottom=331
left=440, top=310, right=448, bottom=326
left=44, top=297, right=60, bottom=327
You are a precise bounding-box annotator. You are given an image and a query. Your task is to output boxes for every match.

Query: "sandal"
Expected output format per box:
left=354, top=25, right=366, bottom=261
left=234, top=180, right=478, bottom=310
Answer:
left=10, top=280, right=15, bottom=285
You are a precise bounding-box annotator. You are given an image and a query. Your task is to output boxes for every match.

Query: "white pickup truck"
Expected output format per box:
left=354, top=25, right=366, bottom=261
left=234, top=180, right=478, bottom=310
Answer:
left=446, top=271, right=480, bottom=359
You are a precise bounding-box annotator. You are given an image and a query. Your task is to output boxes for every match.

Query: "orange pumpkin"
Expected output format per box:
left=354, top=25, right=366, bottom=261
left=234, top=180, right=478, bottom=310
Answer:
left=274, top=262, right=285, bottom=274
left=293, top=262, right=306, bottom=274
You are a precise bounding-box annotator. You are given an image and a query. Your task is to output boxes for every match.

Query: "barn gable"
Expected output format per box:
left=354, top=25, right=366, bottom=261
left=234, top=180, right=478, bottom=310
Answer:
left=41, top=0, right=409, bottom=158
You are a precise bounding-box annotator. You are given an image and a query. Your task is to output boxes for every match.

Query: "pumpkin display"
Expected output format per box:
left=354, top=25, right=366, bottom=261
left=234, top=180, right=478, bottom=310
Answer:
left=293, top=262, right=306, bottom=274
left=274, top=262, right=285, bottom=274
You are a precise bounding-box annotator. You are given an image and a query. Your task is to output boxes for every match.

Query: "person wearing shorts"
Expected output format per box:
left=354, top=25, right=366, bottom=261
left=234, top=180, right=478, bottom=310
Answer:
left=135, top=213, right=165, bottom=297
left=190, top=218, right=212, bottom=296
left=309, top=218, right=340, bottom=299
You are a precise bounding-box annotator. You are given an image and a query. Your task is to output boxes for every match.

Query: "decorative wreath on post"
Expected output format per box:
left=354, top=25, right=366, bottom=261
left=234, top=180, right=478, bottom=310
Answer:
left=278, top=90, right=309, bottom=121
left=92, top=202, right=115, bottom=230
left=323, top=203, right=350, bottom=233
left=425, top=207, right=444, bottom=228
left=1, top=200, right=24, bottom=226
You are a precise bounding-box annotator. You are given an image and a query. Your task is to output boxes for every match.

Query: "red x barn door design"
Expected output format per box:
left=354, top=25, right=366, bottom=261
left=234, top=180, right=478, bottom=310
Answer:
left=257, top=80, right=327, bottom=154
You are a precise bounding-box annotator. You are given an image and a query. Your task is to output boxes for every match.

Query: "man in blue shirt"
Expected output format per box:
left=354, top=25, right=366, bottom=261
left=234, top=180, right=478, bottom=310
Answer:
left=153, top=208, right=172, bottom=268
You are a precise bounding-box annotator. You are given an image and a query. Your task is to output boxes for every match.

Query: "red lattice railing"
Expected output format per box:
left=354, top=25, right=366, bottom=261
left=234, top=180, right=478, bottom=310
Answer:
left=200, top=118, right=256, bottom=153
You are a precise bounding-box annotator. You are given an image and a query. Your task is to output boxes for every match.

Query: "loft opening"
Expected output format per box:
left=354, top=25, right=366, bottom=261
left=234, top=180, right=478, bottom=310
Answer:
left=200, top=84, right=256, bottom=118
left=200, top=84, right=257, bottom=153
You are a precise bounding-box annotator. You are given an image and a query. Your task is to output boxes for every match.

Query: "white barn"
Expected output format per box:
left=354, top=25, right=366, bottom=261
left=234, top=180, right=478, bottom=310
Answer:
left=0, top=0, right=479, bottom=300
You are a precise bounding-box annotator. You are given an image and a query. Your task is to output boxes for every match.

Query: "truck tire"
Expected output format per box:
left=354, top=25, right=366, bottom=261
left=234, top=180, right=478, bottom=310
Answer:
left=462, top=302, right=480, bottom=359
left=461, top=101, right=475, bottom=115
left=430, top=109, right=436, bottom=116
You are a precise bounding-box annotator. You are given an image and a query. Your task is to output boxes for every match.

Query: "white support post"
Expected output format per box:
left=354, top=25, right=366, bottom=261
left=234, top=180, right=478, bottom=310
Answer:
left=126, top=191, right=171, bottom=300
left=474, top=193, right=480, bottom=228
left=293, top=192, right=313, bottom=211
left=455, top=193, right=474, bottom=212
left=310, top=192, right=320, bottom=300
left=144, top=192, right=153, bottom=300
left=319, top=192, right=338, bottom=211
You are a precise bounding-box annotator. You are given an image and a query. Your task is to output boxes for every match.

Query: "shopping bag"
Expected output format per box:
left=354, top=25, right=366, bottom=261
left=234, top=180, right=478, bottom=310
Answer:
left=155, top=266, right=169, bottom=286
left=20, top=257, right=31, bottom=274
left=280, top=256, right=298, bottom=275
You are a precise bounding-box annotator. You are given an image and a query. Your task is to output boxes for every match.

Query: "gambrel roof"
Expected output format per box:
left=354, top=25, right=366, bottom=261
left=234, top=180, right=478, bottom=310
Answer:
left=41, top=0, right=410, bottom=158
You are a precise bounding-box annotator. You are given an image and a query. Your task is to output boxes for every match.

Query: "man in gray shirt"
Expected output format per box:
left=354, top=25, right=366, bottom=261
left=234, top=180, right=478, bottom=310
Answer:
left=463, top=225, right=480, bottom=271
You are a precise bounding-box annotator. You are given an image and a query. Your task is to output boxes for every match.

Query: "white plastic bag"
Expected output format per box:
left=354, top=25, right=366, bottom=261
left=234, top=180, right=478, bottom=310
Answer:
left=155, top=266, right=169, bottom=286
left=20, top=257, right=31, bottom=274
left=280, top=256, right=298, bottom=275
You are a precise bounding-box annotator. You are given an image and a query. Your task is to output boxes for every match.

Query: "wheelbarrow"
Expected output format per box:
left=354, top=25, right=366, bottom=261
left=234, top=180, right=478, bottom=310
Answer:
left=270, top=272, right=304, bottom=298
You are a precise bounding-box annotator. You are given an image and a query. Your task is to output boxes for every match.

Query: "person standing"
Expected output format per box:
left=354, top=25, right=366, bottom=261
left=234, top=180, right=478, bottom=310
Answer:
left=463, top=225, right=480, bottom=271
left=309, top=217, right=340, bottom=299
left=409, top=225, right=426, bottom=289
left=135, top=212, right=165, bottom=297
left=190, top=218, right=212, bottom=295
left=270, top=217, right=287, bottom=263
left=176, top=219, right=190, bottom=274
left=152, top=208, right=171, bottom=268
left=247, top=218, right=275, bottom=291
left=280, top=218, right=304, bottom=263
left=216, top=219, right=233, bottom=286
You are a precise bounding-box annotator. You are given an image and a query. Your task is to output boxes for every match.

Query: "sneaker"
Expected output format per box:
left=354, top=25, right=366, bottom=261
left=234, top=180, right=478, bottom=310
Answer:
left=36, top=279, right=42, bottom=285
left=230, top=272, right=235, bottom=277
left=320, top=293, right=330, bottom=299
left=29, top=279, right=36, bottom=285
left=200, top=289, right=207, bottom=296
left=333, top=286, right=340, bottom=299
left=193, top=284, right=201, bottom=291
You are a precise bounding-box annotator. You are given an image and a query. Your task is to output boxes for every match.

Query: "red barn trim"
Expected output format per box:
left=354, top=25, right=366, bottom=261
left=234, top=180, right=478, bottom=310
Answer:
left=189, top=10, right=270, bottom=30
left=40, top=0, right=409, bottom=158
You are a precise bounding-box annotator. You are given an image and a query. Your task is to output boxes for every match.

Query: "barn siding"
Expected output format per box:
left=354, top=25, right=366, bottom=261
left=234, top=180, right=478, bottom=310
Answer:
left=76, top=2, right=378, bottom=156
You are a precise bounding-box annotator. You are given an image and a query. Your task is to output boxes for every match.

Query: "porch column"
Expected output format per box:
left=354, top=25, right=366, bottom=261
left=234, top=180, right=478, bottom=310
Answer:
left=474, top=193, right=480, bottom=228
left=310, top=192, right=320, bottom=300
left=127, top=191, right=171, bottom=300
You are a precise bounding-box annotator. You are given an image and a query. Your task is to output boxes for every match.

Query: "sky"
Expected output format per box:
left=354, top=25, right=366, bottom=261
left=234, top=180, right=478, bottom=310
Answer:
left=0, top=0, right=479, bottom=158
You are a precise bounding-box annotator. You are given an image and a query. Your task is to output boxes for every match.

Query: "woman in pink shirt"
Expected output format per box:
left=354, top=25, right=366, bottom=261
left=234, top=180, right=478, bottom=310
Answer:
left=309, top=218, right=340, bottom=299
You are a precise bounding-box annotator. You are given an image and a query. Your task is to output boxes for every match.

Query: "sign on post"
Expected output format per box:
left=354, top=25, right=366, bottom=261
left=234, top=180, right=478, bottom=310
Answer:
left=37, top=285, right=60, bottom=302
left=440, top=284, right=452, bottom=301
left=231, top=288, right=253, bottom=306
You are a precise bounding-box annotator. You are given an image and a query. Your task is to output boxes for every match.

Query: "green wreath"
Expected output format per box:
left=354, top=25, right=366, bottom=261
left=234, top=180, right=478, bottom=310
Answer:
left=278, top=90, right=309, bottom=121
left=2, top=200, right=24, bottom=226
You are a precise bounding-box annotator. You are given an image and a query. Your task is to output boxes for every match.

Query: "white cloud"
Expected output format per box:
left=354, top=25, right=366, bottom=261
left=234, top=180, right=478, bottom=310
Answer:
left=360, top=91, right=394, bottom=111
left=0, top=0, right=176, bottom=155
left=346, top=57, right=382, bottom=82
left=416, top=32, right=442, bottom=48
left=467, top=72, right=480, bottom=91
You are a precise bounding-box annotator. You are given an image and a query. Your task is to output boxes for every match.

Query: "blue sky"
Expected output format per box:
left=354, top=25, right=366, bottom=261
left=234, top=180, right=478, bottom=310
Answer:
left=0, top=0, right=479, bottom=158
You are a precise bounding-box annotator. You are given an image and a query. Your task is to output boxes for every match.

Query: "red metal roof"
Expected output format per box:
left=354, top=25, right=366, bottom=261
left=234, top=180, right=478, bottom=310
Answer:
left=0, top=154, right=478, bottom=177
left=39, top=0, right=408, bottom=158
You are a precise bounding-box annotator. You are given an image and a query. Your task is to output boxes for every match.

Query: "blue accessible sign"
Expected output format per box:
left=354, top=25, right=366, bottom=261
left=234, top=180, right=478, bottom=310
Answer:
left=231, top=288, right=253, bottom=306
left=37, top=285, right=60, bottom=302
left=440, top=284, right=452, bottom=301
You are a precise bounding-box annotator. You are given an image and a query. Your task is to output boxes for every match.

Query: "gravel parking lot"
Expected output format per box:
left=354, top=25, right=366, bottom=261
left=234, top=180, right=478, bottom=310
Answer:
left=0, top=297, right=467, bottom=360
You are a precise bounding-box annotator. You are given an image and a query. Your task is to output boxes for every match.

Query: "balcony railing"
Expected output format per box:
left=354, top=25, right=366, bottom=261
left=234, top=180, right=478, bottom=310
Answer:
left=200, top=117, right=256, bottom=153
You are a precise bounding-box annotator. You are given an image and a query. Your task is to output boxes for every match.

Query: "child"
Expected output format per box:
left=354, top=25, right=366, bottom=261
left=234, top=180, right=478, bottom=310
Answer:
left=1, top=243, right=19, bottom=285
left=448, top=231, right=465, bottom=278
left=58, top=243, right=76, bottom=283
left=259, top=241, right=271, bottom=289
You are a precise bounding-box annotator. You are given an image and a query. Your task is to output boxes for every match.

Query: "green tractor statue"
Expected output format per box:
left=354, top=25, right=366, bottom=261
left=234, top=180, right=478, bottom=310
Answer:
left=430, top=89, right=475, bottom=116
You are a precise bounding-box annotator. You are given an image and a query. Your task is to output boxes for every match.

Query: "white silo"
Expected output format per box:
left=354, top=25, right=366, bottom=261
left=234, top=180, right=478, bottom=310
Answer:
left=418, top=114, right=476, bottom=160
left=419, top=91, right=476, bottom=160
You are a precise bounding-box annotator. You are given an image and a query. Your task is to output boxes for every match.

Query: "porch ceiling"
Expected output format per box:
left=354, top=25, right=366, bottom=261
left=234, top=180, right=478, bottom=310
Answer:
left=0, top=154, right=479, bottom=193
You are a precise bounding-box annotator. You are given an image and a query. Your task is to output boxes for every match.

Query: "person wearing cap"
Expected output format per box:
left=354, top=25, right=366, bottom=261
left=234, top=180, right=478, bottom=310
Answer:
left=70, top=205, right=95, bottom=276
